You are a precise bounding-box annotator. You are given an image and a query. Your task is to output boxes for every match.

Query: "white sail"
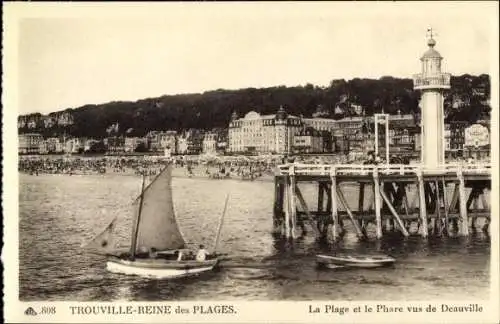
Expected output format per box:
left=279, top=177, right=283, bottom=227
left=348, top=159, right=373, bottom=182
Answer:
left=133, top=165, right=186, bottom=252
left=82, top=217, right=117, bottom=254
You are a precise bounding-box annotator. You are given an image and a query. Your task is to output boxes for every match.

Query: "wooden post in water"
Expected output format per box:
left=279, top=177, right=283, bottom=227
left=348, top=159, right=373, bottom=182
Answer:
left=289, top=165, right=298, bottom=239
left=330, top=167, right=339, bottom=241
left=278, top=183, right=285, bottom=232
left=317, top=183, right=324, bottom=213
left=379, top=186, right=410, bottom=237
left=468, top=188, right=480, bottom=230
left=441, top=178, right=449, bottom=236
left=358, top=182, right=365, bottom=212
left=457, top=167, right=469, bottom=236
left=401, top=186, right=411, bottom=231
left=296, top=186, right=320, bottom=238
left=416, top=170, right=428, bottom=238
left=358, top=182, right=366, bottom=232
left=434, top=180, right=442, bottom=236
left=326, top=184, right=332, bottom=212
left=409, top=187, right=419, bottom=211
left=372, top=167, right=383, bottom=239
left=336, top=186, right=365, bottom=239
left=449, top=183, right=460, bottom=212
left=273, top=178, right=283, bottom=234
left=449, top=183, right=460, bottom=233
left=284, top=178, right=291, bottom=239
left=424, top=182, right=434, bottom=214
left=480, top=187, right=489, bottom=233
left=480, top=188, right=488, bottom=211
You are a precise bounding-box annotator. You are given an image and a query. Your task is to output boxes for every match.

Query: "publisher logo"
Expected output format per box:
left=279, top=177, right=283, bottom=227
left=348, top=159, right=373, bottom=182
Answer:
left=25, top=307, right=38, bottom=316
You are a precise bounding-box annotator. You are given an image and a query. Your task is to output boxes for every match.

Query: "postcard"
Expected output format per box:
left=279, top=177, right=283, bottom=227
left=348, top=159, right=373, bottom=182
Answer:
left=3, top=2, right=499, bottom=323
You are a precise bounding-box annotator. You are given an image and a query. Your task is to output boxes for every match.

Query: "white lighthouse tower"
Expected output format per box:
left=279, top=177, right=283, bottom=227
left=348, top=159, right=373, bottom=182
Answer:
left=413, top=29, right=451, bottom=168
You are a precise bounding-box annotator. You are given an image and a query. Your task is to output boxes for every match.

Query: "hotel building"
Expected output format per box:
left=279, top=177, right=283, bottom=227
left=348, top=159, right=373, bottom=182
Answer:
left=19, top=133, right=44, bottom=154
left=228, top=106, right=302, bottom=154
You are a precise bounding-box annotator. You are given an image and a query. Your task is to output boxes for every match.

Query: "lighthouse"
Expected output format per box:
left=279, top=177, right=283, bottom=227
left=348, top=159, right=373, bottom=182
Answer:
left=413, top=29, right=451, bottom=168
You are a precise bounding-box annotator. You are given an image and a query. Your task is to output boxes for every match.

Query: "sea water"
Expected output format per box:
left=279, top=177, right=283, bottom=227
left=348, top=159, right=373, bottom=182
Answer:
left=19, top=173, right=490, bottom=301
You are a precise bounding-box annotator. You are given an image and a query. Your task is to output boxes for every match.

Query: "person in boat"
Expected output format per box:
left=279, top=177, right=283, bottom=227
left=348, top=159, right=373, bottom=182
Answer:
left=175, top=250, right=184, bottom=261
left=196, top=244, right=210, bottom=262
left=149, top=247, right=158, bottom=259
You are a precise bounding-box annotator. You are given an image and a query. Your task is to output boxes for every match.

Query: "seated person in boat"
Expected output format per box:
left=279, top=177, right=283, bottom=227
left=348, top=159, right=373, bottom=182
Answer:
left=175, top=250, right=184, bottom=261
left=132, top=246, right=152, bottom=259
left=149, top=247, right=158, bottom=259
left=196, top=244, right=210, bottom=262
left=182, top=250, right=195, bottom=260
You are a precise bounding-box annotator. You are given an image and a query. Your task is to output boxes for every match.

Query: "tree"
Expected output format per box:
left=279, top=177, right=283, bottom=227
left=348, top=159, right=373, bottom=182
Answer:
left=18, top=74, right=490, bottom=138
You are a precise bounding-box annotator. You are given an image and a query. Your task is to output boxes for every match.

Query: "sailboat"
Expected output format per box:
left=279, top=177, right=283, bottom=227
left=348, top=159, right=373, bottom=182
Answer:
left=84, top=164, right=227, bottom=279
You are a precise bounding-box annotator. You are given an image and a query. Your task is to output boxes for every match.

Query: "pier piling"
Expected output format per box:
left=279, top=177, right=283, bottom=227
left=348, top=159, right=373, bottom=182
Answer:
left=330, top=168, right=339, bottom=241
left=372, top=168, right=383, bottom=239
left=274, top=163, right=490, bottom=241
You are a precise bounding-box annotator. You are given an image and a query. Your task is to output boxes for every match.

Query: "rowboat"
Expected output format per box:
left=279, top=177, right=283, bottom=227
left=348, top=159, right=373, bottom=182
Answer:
left=316, top=254, right=396, bottom=269
left=227, top=267, right=272, bottom=280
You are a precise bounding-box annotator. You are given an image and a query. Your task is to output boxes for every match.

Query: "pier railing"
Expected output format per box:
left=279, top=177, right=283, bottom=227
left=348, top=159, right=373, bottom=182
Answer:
left=277, top=163, right=491, bottom=176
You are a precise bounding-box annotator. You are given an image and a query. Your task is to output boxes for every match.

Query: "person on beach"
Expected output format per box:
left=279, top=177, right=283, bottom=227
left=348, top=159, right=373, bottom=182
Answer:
left=364, top=151, right=376, bottom=165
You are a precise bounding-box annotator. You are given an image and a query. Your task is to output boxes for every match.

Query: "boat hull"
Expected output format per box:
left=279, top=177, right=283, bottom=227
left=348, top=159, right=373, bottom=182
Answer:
left=316, top=254, right=395, bottom=269
left=107, top=257, right=218, bottom=279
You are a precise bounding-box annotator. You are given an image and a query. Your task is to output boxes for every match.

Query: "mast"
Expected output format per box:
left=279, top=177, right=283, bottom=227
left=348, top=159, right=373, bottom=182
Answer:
left=129, top=174, right=146, bottom=260
left=213, top=193, right=230, bottom=252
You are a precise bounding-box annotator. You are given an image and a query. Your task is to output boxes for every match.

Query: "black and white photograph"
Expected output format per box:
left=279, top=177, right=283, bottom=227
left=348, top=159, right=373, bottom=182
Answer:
left=3, top=2, right=499, bottom=323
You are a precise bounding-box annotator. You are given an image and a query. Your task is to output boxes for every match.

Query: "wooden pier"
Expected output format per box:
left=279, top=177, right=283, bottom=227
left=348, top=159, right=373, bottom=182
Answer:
left=273, top=163, right=491, bottom=241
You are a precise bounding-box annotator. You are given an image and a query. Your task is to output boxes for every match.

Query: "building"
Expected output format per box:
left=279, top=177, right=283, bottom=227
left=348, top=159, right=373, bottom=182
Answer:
left=147, top=131, right=177, bottom=153
left=177, top=130, right=203, bottom=155
left=302, top=117, right=338, bottom=132
left=124, top=137, right=138, bottom=153
left=387, top=114, right=419, bottom=153
left=292, top=127, right=324, bottom=154
left=328, top=116, right=368, bottom=154
left=464, top=123, right=490, bottom=160
left=202, top=132, right=218, bottom=154
left=123, top=137, right=140, bottom=153
left=107, top=136, right=126, bottom=153
left=177, top=136, right=188, bottom=154
left=215, top=130, right=228, bottom=154
left=45, top=137, right=64, bottom=153
left=38, top=141, right=49, bottom=154
left=64, top=138, right=83, bottom=153
left=82, top=139, right=97, bottom=152
left=228, top=106, right=303, bottom=154
left=160, top=131, right=178, bottom=153
left=444, top=122, right=467, bottom=158
left=228, top=104, right=419, bottom=155
left=444, top=124, right=451, bottom=151
left=19, top=133, right=43, bottom=154
left=464, top=124, right=489, bottom=148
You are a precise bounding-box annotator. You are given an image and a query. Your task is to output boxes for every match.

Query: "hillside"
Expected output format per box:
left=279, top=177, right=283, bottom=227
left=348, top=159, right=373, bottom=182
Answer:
left=18, top=74, right=491, bottom=138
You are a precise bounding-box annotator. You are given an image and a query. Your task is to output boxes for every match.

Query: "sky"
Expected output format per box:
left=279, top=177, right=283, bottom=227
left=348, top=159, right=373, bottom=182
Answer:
left=8, top=2, right=498, bottom=115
